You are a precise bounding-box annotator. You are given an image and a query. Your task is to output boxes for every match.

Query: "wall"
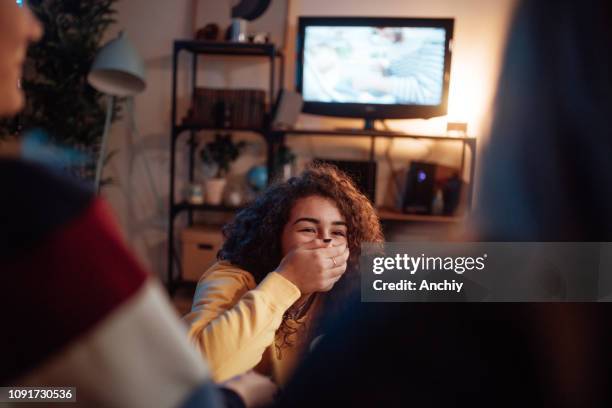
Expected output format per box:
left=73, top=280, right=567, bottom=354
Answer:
left=103, top=0, right=516, bottom=280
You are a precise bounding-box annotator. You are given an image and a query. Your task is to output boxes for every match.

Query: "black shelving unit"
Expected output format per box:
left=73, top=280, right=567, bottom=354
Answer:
left=168, top=40, right=284, bottom=293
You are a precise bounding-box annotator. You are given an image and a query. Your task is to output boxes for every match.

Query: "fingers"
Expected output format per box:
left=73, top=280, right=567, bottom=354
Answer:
left=300, top=238, right=333, bottom=250
left=222, top=370, right=278, bottom=408
left=330, top=271, right=344, bottom=285
left=321, top=270, right=346, bottom=292
left=314, top=250, right=349, bottom=292
left=300, top=240, right=347, bottom=261
left=328, top=263, right=347, bottom=279
left=316, top=243, right=347, bottom=258
left=326, top=247, right=350, bottom=269
left=318, top=249, right=348, bottom=291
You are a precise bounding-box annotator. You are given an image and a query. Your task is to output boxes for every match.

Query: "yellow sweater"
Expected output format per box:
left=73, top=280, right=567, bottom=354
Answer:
left=184, top=261, right=319, bottom=385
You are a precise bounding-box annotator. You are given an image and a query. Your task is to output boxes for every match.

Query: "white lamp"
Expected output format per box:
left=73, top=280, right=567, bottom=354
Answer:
left=88, top=32, right=146, bottom=192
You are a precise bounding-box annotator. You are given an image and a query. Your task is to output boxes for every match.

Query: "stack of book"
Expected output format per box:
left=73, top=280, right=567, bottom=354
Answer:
left=187, top=87, right=266, bottom=129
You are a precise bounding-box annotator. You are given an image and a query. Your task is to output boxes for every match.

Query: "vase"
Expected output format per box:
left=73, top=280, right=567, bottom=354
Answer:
left=204, top=178, right=227, bottom=205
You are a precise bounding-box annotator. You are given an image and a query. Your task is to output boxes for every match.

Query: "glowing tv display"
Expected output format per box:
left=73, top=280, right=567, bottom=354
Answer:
left=296, top=17, right=454, bottom=121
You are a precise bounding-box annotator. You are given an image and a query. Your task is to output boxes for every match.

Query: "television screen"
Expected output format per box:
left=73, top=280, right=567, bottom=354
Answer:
left=296, top=17, right=454, bottom=121
left=303, top=26, right=447, bottom=106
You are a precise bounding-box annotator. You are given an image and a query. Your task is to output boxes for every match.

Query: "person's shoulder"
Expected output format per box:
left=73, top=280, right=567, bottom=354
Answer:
left=0, top=158, right=94, bottom=259
left=0, top=158, right=93, bottom=207
left=200, top=261, right=257, bottom=289
left=187, top=261, right=258, bottom=318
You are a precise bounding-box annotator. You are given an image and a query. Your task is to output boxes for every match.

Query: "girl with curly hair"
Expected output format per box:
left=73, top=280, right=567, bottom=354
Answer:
left=185, top=163, right=383, bottom=385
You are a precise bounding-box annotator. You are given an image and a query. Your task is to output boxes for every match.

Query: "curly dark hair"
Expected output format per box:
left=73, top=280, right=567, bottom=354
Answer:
left=219, top=163, right=384, bottom=352
left=219, top=162, right=383, bottom=285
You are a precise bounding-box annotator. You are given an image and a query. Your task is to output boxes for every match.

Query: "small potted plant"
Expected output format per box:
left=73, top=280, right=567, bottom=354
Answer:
left=200, top=133, right=246, bottom=205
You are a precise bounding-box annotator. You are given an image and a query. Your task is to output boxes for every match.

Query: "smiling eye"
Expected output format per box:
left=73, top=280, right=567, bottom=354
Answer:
left=332, top=230, right=346, bottom=237
left=299, top=228, right=316, bottom=233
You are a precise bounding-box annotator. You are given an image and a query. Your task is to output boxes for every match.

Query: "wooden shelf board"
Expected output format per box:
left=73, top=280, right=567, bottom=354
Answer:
left=174, top=201, right=242, bottom=214
left=376, top=207, right=464, bottom=223
left=272, top=128, right=476, bottom=142
left=175, top=40, right=278, bottom=56
left=176, top=123, right=267, bottom=134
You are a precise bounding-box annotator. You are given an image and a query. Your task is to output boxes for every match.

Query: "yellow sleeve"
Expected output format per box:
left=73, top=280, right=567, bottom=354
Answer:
left=184, top=262, right=300, bottom=382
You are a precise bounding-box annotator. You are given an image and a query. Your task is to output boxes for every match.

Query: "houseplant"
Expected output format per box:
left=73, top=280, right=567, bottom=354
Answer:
left=200, top=133, right=246, bottom=205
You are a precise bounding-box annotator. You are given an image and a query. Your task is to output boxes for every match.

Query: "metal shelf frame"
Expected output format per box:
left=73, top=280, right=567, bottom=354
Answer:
left=168, top=40, right=283, bottom=293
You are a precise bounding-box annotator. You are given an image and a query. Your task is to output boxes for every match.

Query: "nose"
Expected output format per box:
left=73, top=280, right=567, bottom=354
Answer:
left=319, top=229, right=332, bottom=242
left=23, top=6, right=43, bottom=43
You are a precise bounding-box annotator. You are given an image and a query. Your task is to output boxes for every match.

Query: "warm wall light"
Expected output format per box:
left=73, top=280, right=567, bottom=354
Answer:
left=445, top=44, right=505, bottom=138
left=447, top=121, right=468, bottom=135
left=447, top=83, right=485, bottom=136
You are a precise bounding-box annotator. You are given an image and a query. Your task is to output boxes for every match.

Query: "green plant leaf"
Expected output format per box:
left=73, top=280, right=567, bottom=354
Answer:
left=0, top=0, right=121, bottom=165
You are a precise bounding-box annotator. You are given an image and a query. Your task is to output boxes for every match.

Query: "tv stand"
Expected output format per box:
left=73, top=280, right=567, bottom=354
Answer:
left=268, top=127, right=476, bottom=192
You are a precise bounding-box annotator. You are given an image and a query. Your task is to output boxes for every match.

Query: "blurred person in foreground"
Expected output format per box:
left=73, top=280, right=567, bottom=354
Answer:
left=0, top=1, right=274, bottom=407
left=275, top=0, right=612, bottom=406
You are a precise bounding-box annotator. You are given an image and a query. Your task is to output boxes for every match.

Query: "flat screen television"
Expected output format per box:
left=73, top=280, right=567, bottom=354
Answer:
left=296, top=17, right=454, bottom=126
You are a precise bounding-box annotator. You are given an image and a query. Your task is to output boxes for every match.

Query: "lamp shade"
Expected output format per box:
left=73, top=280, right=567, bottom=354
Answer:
left=88, top=32, right=146, bottom=96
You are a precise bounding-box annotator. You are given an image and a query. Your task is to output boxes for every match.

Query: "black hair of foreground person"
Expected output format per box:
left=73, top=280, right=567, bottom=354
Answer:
left=276, top=301, right=612, bottom=407
left=475, top=0, right=612, bottom=241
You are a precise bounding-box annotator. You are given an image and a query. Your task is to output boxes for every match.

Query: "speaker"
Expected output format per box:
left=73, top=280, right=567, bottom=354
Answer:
left=314, top=159, right=377, bottom=203
left=402, top=162, right=459, bottom=215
